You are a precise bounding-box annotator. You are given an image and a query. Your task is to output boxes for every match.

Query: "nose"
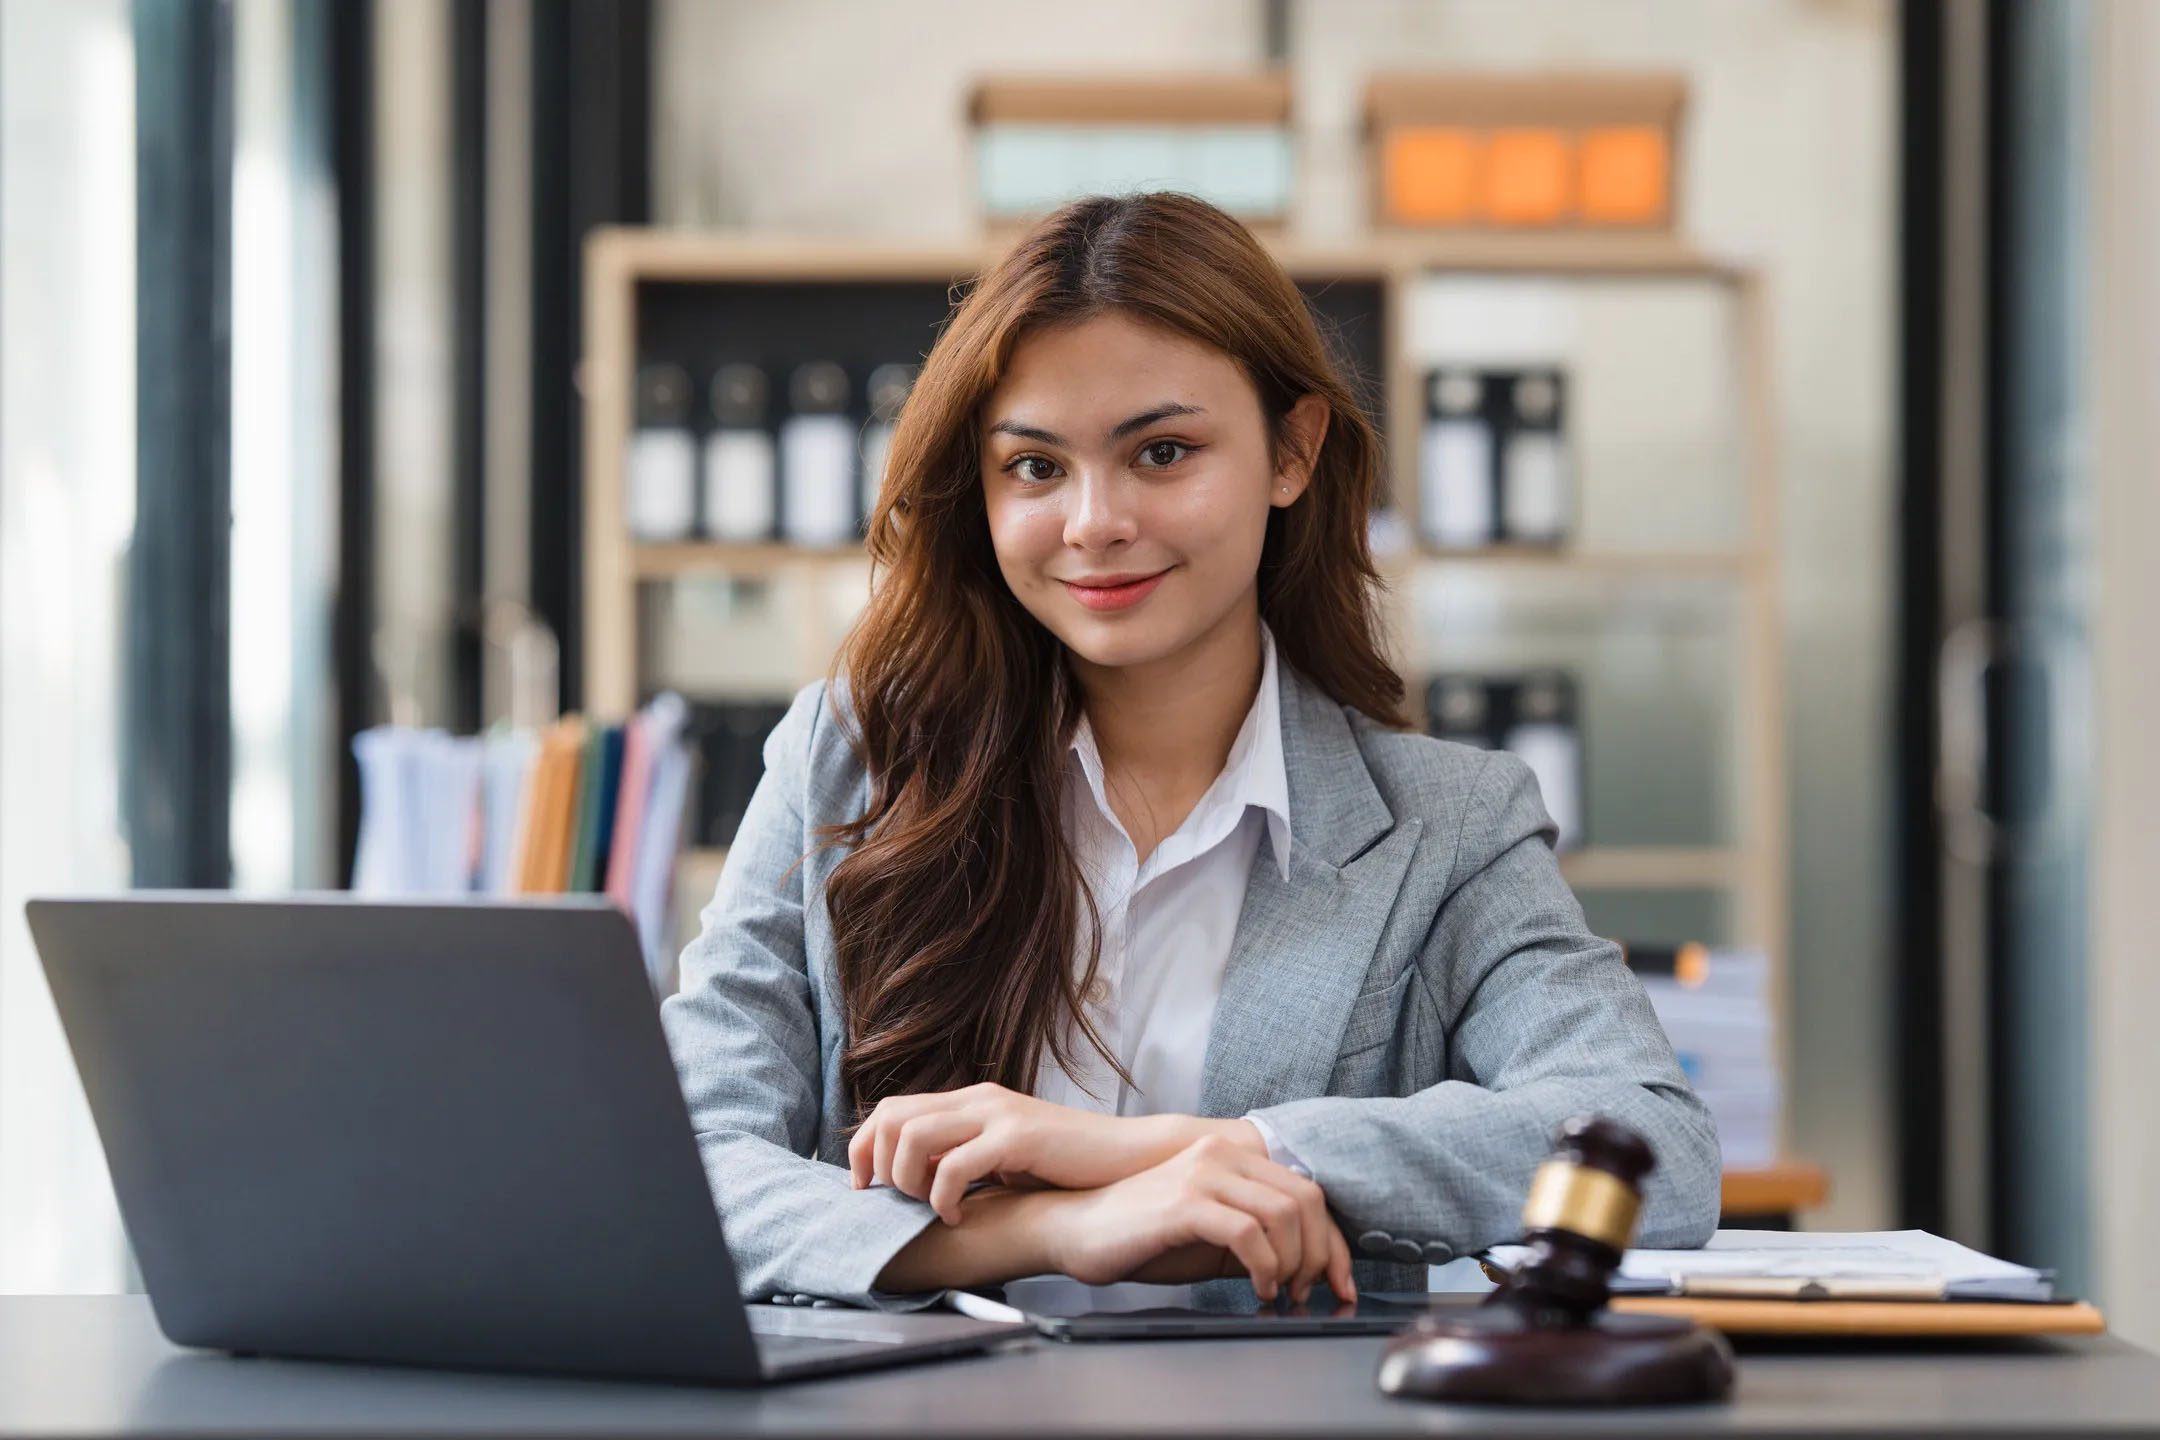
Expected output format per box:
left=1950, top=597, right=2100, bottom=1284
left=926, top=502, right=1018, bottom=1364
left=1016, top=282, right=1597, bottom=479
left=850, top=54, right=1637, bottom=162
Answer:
left=1063, top=467, right=1138, bottom=552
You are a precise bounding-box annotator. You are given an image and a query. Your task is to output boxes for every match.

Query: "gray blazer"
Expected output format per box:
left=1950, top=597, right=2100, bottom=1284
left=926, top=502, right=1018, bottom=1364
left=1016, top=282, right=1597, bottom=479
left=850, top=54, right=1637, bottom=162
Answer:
left=660, top=665, right=1721, bottom=1307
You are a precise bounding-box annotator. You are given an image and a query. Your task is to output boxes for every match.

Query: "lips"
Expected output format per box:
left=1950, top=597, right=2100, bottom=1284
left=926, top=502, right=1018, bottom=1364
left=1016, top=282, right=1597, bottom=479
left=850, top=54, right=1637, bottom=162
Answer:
left=1062, top=568, right=1170, bottom=613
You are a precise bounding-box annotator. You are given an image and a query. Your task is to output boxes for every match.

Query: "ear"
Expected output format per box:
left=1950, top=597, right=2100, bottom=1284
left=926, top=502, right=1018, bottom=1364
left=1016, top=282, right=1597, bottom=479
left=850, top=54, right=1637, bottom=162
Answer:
left=1272, top=394, right=1331, bottom=508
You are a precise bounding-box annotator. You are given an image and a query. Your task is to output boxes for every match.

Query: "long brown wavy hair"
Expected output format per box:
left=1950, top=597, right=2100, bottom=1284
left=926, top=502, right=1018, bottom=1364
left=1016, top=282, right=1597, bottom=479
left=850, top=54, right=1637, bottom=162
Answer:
left=821, top=192, right=1405, bottom=1119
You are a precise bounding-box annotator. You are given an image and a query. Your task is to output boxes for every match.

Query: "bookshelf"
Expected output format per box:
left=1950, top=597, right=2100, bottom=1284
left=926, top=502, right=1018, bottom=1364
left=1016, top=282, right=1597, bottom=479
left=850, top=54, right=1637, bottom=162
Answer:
left=580, top=226, right=1795, bottom=1165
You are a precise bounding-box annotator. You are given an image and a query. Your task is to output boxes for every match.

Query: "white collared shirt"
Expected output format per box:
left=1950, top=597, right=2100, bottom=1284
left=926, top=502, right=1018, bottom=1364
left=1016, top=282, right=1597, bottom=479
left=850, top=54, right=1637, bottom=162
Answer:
left=1032, top=624, right=1294, bottom=1127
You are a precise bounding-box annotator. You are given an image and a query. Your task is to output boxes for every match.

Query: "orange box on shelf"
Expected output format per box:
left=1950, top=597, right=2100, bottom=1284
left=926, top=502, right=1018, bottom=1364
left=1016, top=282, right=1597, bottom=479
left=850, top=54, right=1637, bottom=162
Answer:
left=1579, top=124, right=1670, bottom=223
left=1364, top=72, right=1685, bottom=232
left=1482, top=127, right=1574, bottom=224
left=1382, top=126, right=1480, bottom=223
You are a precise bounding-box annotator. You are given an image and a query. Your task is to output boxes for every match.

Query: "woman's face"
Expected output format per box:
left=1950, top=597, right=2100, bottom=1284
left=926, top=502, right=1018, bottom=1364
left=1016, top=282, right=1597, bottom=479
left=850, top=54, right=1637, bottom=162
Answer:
left=978, top=310, right=1326, bottom=674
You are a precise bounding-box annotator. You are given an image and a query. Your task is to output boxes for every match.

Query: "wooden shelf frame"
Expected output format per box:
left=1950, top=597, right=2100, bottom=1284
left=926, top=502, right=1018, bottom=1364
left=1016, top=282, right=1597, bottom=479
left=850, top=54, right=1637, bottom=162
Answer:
left=678, top=843, right=1741, bottom=896
left=584, top=226, right=1790, bottom=1153
left=631, top=540, right=1757, bottom=584
left=1558, top=847, right=1742, bottom=890
left=632, top=543, right=871, bottom=580
left=968, top=73, right=1294, bottom=128
left=583, top=226, right=1742, bottom=291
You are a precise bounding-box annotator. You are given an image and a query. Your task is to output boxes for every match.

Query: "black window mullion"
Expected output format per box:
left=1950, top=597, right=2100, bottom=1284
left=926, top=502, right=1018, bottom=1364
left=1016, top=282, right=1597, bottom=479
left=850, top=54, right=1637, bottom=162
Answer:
left=127, top=0, right=234, bottom=890
left=452, top=0, right=488, bottom=735
left=530, top=0, right=651, bottom=718
left=330, top=0, right=375, bottom=884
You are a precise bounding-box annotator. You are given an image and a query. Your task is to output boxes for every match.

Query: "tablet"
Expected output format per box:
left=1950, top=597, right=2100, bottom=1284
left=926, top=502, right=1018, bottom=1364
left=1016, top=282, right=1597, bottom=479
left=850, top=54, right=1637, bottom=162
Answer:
left=953, top=1278, right=1486, bottom=1340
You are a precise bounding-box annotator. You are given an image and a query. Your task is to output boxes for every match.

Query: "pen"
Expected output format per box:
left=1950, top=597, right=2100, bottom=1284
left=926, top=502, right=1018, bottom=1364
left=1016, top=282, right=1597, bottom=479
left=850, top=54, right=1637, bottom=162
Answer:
left=941, top=1288, right=1028, bottom=1324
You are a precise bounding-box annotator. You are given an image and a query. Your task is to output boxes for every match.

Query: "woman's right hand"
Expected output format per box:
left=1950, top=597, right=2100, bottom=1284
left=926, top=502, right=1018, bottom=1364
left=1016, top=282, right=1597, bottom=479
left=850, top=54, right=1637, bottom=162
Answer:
left=1041, top=1134, right=1355, bottom=1305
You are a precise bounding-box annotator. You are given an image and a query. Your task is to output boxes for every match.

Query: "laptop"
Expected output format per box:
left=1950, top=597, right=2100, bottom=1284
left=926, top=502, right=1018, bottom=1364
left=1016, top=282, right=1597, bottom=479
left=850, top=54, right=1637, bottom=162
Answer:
left=25, top=894, right=1027, bottom=1385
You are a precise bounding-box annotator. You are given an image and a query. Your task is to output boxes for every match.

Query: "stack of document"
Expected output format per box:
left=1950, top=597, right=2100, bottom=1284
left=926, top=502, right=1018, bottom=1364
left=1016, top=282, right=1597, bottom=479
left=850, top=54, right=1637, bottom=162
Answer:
left=1629, top=945, right=1780, bottom=1169
left=350, top=692, right=697, bottom=991
left=1486, top=1230, right=2054, bottom=1303
left=351, top=728, right=487, bottom=896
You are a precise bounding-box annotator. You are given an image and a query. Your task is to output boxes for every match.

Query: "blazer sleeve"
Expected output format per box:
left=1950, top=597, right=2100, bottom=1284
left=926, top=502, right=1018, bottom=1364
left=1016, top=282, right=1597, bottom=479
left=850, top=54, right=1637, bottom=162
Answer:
left=1246, top=750, right=1724, bottom=1257
left=658, top=680, right=941, bottom=1308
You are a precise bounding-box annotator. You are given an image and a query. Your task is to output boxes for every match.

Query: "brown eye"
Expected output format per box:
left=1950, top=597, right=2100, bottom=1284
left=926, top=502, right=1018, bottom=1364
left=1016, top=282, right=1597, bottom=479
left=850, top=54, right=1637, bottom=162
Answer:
left=1140, top=440, right=1189, bottom=468
left=1012, top=456, right=1058, bottom=483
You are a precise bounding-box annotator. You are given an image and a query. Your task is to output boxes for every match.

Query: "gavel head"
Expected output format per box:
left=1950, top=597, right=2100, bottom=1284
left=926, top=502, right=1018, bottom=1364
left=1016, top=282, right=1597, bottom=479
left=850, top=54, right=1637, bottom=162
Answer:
left=1496, top=1114, right=1656, bottom=1327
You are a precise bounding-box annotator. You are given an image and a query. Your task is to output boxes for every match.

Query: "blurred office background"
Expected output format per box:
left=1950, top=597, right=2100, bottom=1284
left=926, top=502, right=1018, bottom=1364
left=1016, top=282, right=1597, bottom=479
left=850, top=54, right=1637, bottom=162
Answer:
left=2, top=0, right=2154, bottom=1350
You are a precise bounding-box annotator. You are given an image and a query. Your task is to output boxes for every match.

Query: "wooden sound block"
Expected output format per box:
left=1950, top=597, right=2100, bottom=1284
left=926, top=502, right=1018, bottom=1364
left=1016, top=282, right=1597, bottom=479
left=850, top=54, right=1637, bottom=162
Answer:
left=1377, top=1306, right=1736, bottom=1405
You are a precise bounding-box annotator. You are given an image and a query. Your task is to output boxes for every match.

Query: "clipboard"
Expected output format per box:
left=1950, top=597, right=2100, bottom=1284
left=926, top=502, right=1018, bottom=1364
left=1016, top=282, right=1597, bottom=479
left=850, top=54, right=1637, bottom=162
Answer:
left=1610, top=1295, right=2108, bottom=1337
left=1477, top=1230, right=2108, bottom=1338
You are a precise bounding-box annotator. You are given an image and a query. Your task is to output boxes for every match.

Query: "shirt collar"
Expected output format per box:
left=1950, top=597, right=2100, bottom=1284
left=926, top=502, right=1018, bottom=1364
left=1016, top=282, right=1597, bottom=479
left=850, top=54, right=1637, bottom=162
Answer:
left=1067, top=622, right=1294, bottom=882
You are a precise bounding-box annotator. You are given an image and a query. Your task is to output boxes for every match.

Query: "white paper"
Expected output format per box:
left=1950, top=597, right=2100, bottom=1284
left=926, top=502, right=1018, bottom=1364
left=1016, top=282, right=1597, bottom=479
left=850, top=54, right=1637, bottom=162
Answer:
left=415, top=734, right=482, bottom=894
left=477, top=728, right=538, bottom=895
left=1634, top=946, right=1781, bottom=1169
left=627, top=428, right=697, bottom=540
left=859, top=421, right=894, bottom=523
left=349, top=728, right=411, bottom=895
left=1502, top=431, right=1569, bottom=542
left=703, top=429, right=776, bottom=541
left=351, top=727, right=483, bottom=895
left=631, top=693, right=693, bottom=993
left=780, top=414, right=857, bottom=546
left=1504, top=721, right=1583, bottom=850
left=1420, top=418, right=1493, bottom=547
left=1488, top=1230, right=2047, bottom=1292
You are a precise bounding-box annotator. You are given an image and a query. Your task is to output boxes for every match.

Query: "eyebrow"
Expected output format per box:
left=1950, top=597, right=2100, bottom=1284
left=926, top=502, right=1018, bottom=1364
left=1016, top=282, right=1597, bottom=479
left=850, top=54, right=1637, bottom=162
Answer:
left=987, top=402, right=1207, bottom=448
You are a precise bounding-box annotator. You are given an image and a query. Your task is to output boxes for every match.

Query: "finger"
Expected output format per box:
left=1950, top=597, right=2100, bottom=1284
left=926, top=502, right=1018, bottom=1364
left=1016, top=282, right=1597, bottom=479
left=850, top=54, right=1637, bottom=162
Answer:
left=1327, top=1218, right=1357, bottom=1306
left=1214, top=1176, right=1303, bottom=1297
left=846, top=1103, right=887, bottom=1188
left=1222, top=1157, right=1328, bottom=1297
left=926, top=1135, right=1006, bottom=1224
left=1190, top=1201, right=1284, bottom=1301
left=872, top=1094, right=944, bottom=1188
left=1244, top=1169, right=1328, bottom=1304
left=1221, top=1152, right=1336, bottom=1305
left=1282, top=1177, right=1335, bottom=1304
left=852, top=1093, right=943, bottom=1188
left=889, top=1112, right=983, bottom=1202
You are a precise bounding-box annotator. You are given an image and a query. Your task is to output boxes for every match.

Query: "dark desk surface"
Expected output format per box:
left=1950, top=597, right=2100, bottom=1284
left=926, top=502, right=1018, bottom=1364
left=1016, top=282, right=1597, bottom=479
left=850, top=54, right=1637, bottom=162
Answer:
left=3, top=1296, right=2157, bottom=1439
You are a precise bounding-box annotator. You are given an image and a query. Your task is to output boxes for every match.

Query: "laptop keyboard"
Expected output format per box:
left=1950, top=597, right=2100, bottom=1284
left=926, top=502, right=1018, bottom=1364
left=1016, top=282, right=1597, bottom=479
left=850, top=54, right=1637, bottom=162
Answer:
left=747, top=1306, right=910, bottom=1346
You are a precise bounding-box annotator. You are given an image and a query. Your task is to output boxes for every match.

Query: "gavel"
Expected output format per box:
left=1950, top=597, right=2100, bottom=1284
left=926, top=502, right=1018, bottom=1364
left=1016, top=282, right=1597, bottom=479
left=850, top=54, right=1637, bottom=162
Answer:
left=1376, top=1115, right=1735, bottom=1405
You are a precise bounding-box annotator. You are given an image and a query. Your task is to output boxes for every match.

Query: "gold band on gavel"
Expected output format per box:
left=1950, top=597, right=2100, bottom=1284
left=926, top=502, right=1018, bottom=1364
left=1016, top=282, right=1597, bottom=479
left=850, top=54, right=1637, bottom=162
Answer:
left=1520, top=1160, right=1641, bottom=1252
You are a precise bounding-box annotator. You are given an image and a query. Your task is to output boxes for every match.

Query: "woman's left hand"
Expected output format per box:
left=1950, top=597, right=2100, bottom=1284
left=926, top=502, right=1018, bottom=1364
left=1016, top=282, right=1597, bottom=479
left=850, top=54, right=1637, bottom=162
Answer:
left=847, top=1083, right=1263, bottom=1224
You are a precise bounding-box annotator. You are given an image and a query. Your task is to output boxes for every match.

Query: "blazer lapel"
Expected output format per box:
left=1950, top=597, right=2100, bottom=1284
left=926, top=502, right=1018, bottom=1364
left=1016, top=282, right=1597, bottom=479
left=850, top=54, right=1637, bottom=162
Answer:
left=1198, top=668, right=1421, bottom=1118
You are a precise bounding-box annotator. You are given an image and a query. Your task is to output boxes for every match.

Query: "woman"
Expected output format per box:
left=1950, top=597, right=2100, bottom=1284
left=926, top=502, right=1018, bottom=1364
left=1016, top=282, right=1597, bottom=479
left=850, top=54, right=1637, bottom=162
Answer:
left=660, top=192, right=1719, bottom=1311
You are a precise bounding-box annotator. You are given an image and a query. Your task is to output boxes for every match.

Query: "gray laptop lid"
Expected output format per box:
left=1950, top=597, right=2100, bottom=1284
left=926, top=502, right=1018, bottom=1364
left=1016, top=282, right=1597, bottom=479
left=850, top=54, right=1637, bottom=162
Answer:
left=26, top=894, right=764, bottom=1385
